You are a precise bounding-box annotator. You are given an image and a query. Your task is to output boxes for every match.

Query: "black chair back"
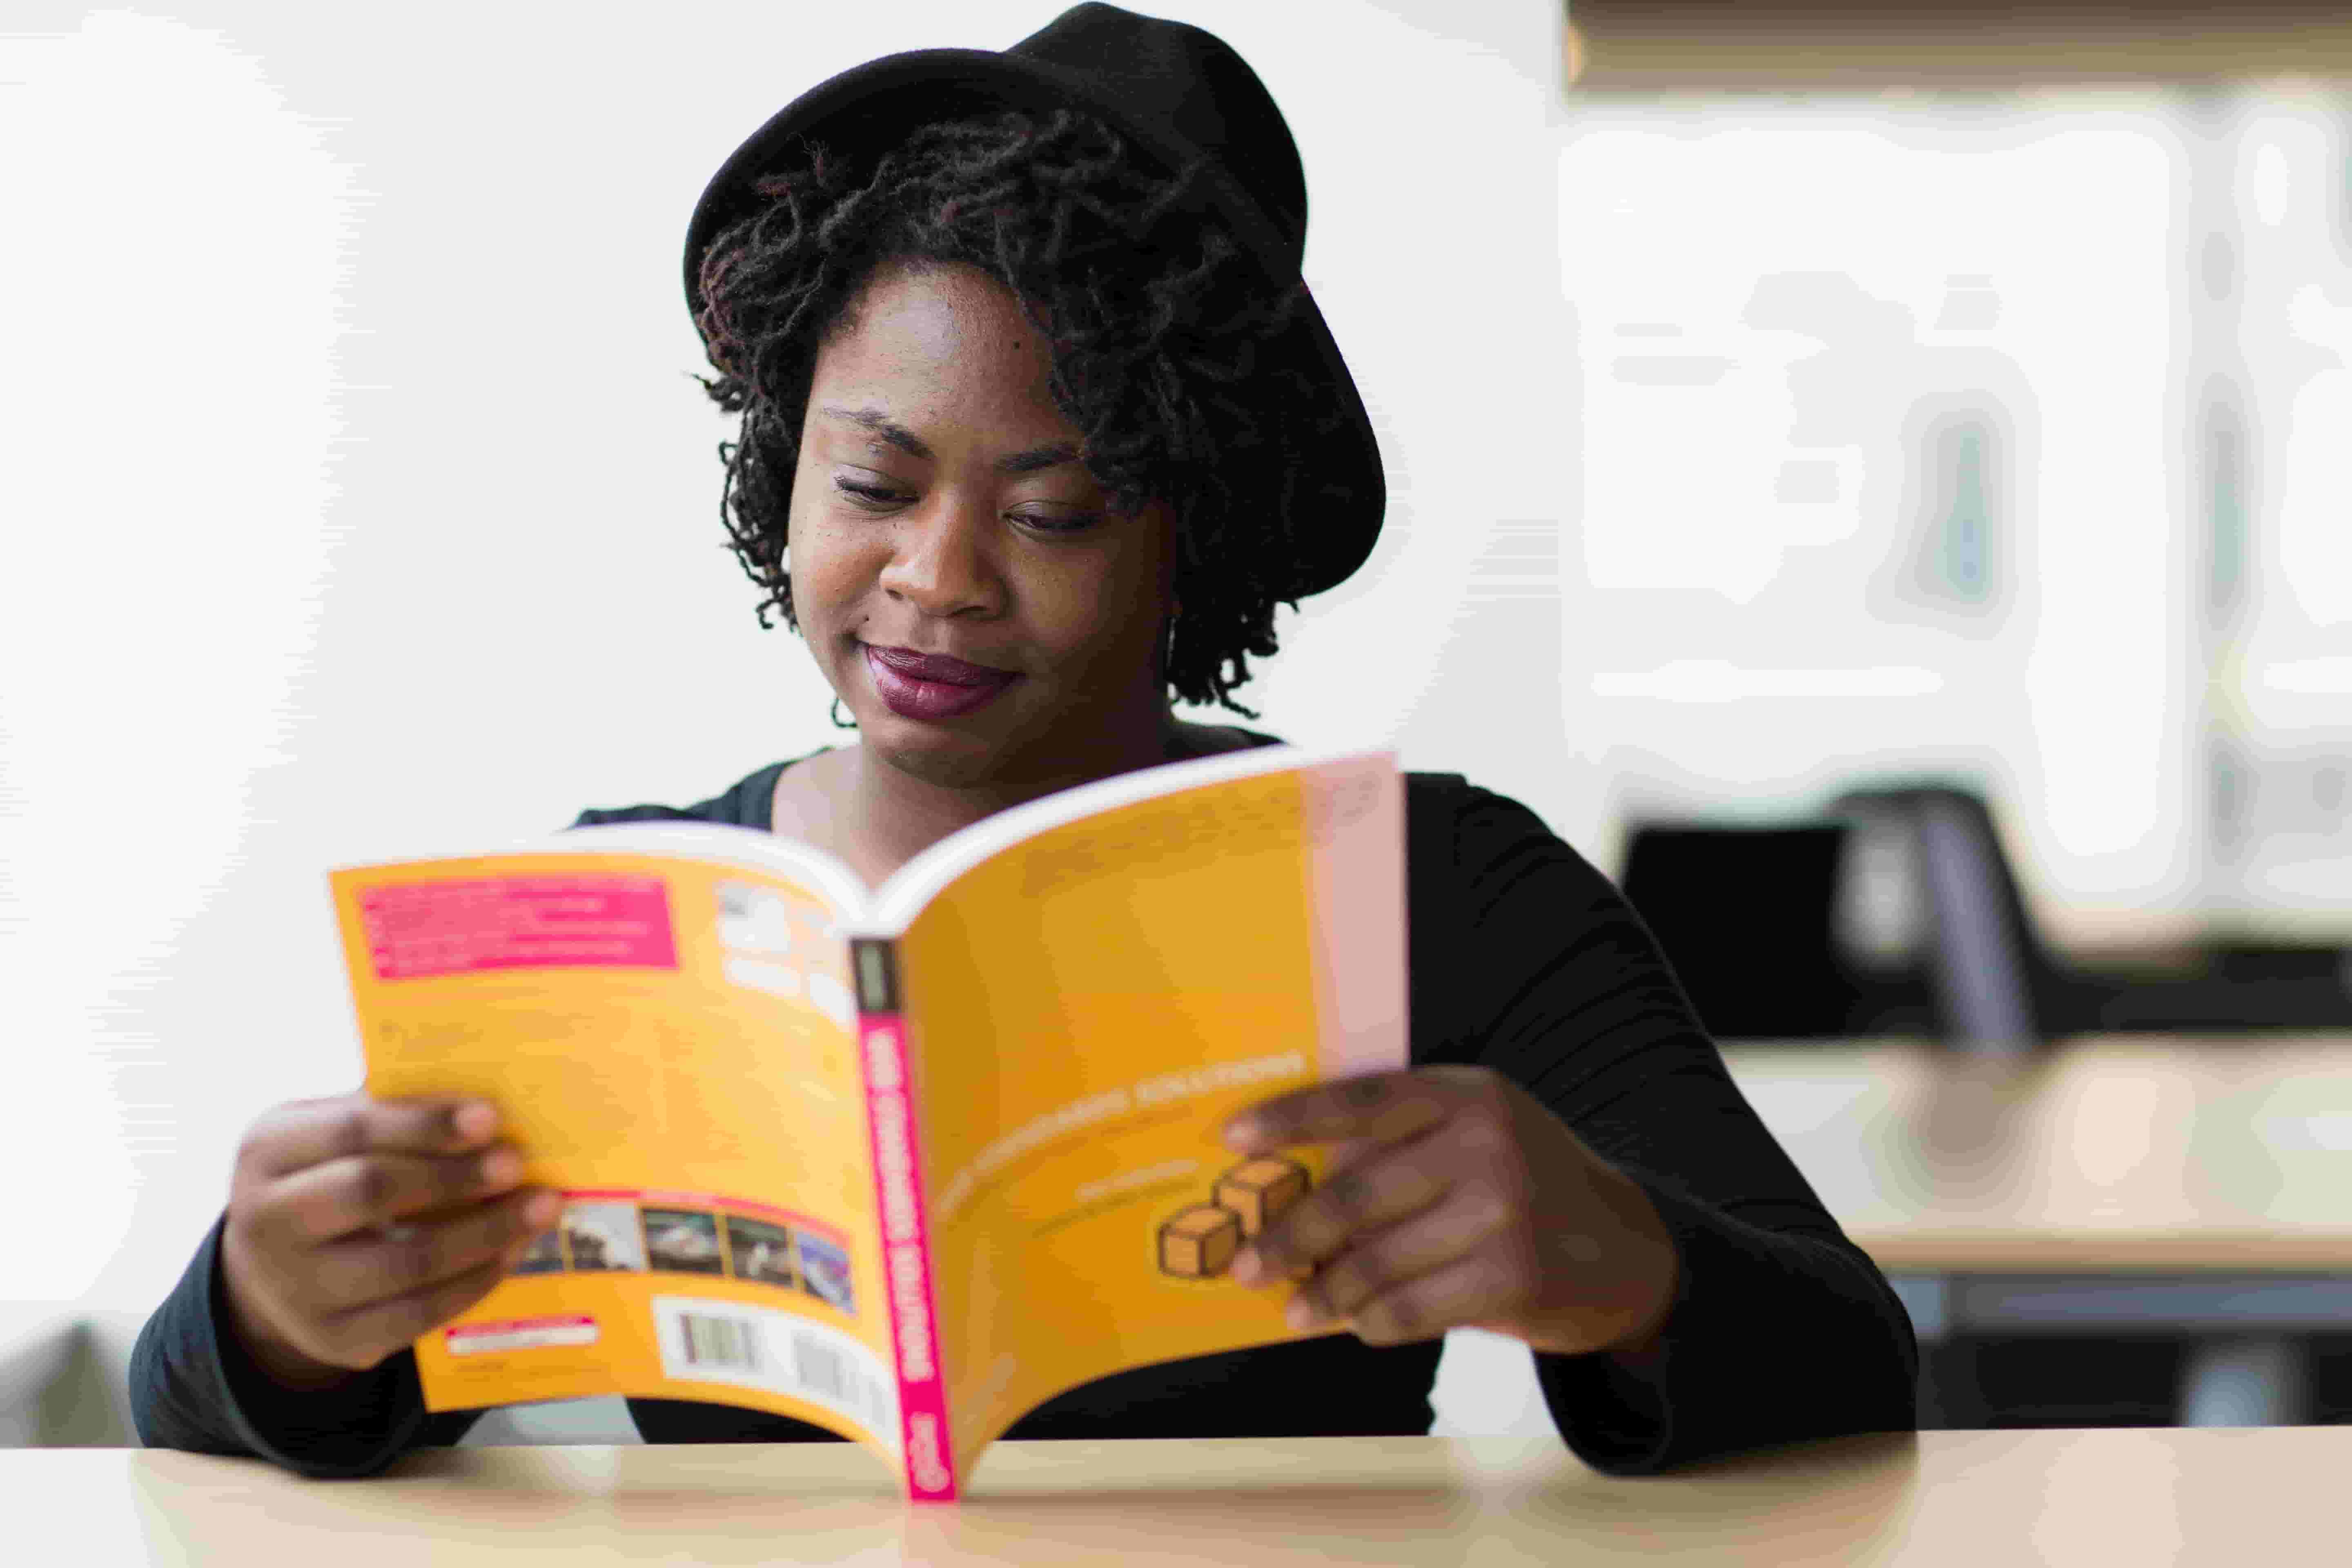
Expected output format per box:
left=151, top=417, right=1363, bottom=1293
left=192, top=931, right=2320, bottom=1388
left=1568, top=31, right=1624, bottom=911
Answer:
left=1619, top=822, right=1860, bottom=1040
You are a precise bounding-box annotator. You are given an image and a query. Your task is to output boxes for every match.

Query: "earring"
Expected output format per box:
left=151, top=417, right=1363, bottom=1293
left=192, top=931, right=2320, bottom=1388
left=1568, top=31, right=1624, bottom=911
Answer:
left=830, top=695, right=858, bottom=731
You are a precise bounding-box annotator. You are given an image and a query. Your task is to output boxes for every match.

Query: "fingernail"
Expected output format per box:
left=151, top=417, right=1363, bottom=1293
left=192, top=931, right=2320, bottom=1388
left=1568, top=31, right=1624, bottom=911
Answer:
left=524, top=1192, right=562, bottom=1226
left=1285, top=1296, right=1321, bottom=1331
left=1222, top=1119, right=1259, bottom=1148
left=481, top=1150, right=525, bottom=1187
left=1230, top=1247, right=1261, bottom=1284
left=455, top=1102, right=497, bottom=1139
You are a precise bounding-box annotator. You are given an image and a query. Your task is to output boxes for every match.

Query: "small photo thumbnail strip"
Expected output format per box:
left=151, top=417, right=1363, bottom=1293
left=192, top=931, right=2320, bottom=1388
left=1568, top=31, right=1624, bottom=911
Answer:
left=510, top=1190, right=857, bottom=1318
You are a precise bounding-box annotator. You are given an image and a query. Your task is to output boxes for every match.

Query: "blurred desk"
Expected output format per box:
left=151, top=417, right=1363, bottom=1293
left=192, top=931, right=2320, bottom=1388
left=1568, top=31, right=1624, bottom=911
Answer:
left=2037, top=906, right=2352, bottom=973
left=1725, top=1035, right=2352, bottom=1423
left=23, top=1430, right=2352, bottom=1564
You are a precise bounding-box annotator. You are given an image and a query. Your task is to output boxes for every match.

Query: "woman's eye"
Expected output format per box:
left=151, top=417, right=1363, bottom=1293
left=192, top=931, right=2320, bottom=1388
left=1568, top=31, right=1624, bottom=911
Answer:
left=835, top=478, right=907, bottom=509
left=1012, top=510, right=1102, bottom=535
left=831, top=476, right=1097, bottom=532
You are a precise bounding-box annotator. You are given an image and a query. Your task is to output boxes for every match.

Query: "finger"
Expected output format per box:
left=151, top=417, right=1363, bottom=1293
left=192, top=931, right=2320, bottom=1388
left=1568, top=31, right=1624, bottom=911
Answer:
left=1233, top=1135, right=1452, bottom=1284
left=309, top=1255, right=520, bottom=1369
left=1285, top=1188, right=1513, bottom=1329
left=1223, top=1069, right=1464, bottom=1154
left=265, top=1146, right=533, bottom=1243
left=1342, top=1256, right=1522, bottom=1348
left=245, top=1094, right=501, bottom=1179
left=307, top=1188, right=562, bottom=1312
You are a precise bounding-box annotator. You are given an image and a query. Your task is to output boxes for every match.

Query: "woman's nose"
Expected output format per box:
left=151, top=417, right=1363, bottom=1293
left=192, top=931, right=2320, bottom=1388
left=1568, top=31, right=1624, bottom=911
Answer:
left=877, top=496, right=1004, bottom=618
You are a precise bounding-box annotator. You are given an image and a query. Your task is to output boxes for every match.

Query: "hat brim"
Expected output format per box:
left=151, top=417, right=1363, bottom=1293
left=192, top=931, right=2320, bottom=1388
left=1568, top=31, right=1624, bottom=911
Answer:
left=684, top=48, right=1385, bottom=599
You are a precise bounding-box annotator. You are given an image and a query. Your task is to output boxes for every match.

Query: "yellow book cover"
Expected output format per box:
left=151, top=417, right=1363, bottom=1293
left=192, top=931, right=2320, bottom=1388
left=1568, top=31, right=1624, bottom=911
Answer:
left=330, top=744, right=1404, bottom=1500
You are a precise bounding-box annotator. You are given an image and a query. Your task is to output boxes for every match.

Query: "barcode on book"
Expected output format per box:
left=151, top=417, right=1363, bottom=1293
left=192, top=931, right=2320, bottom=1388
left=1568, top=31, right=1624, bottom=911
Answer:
left=792, top=1333, right=852, bottom=1404
left=678, top=1312, right=760, bottom=1372
left=651, top=1296, right=899, bottom=1448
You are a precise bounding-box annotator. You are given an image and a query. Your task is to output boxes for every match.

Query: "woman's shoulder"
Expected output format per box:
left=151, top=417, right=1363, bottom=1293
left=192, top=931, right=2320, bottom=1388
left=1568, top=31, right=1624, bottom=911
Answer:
left=1398, top=772, right=1629, bottom=920
left=1401, top=772, right=1579, bottom=861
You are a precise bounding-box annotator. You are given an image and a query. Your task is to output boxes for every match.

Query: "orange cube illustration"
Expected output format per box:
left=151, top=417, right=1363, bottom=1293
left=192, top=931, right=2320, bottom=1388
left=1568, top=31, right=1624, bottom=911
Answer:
left=1158, top=1205, right=1241, bottom=1277
left=1214, top=1157, right=1309, bottom=1238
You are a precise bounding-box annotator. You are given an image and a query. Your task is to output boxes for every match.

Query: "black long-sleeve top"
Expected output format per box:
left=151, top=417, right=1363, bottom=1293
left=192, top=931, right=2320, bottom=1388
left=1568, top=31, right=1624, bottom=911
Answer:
left=131, top=748, right=1918, bottom=1477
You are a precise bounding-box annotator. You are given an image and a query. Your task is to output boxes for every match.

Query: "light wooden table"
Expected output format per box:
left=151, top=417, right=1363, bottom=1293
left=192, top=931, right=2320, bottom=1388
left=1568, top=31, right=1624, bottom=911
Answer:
left=1724, top=1034, right=2352, bottom=1423
left=2036, top=905, right=2351, bottom=966
left=12, top=1430, right=2352, bottom=1565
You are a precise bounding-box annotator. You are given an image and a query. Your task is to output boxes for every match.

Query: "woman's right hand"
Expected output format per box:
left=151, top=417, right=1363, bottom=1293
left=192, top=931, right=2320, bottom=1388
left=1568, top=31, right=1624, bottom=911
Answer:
left=218, top=1093, right=562, bottom=1390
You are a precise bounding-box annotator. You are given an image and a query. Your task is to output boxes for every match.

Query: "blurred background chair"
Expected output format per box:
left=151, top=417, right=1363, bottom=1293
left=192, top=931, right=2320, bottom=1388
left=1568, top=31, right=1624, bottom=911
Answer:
left=1617, top=822, right=1865, bottom=1040
left=1840, top=780, right=2352, bottom=1040
left=1618, top=786, right=2055, bottom=1053
left=1829, top=784, right=2056, bottom=1056
left=1622, top=777, right=2352, bottom=1053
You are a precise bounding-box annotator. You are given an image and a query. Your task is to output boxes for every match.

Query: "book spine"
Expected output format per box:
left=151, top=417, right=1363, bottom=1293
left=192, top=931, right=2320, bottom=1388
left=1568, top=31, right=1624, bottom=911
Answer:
left=851, top=936, right=958, bottom=1502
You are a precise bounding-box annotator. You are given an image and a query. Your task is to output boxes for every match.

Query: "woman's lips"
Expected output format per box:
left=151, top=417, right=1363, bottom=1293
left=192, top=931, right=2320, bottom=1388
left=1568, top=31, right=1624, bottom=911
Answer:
left=866, top=645, right=1013, bottom=684
left=862, top=644, right=1019, bottom=722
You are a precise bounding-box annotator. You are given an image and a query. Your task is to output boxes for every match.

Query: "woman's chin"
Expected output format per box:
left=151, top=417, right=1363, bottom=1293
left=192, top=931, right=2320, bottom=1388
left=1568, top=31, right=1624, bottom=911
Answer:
left=870, top=734, right=1001, bottom=790
left=858, top=706, right=1024, bottom=788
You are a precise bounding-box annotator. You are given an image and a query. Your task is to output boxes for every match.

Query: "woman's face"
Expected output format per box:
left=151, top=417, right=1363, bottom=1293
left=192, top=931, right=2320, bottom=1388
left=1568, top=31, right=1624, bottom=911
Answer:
left=787, top=259, right=1177, bottom=789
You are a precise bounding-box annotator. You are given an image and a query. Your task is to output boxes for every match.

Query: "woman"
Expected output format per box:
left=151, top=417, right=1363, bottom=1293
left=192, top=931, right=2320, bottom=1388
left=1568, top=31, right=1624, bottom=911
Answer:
left=131, top=4, right=1917, bottom=1478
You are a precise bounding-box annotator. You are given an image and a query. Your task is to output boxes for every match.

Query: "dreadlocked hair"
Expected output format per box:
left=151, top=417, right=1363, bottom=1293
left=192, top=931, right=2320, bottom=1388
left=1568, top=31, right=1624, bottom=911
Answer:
left=691, top=105, right=1350, bottom=716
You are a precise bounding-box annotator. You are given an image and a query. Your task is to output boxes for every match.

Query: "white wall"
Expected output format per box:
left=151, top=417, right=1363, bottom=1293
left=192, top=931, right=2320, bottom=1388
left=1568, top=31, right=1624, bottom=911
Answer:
left=1554, top=96, right=2203, bottom=917
left=0, top=1, right=1568, bottom=1353
left=2208, top=94, right=2352, bottom=917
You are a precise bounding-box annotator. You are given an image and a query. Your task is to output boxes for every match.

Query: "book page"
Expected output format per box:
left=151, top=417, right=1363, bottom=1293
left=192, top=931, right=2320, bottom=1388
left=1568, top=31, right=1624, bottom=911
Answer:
left=866, top=742, right=1383, bottom=932
left=895, top=758, right=1407, bottom=1466
left=332, top=846, right=900, bottom=1455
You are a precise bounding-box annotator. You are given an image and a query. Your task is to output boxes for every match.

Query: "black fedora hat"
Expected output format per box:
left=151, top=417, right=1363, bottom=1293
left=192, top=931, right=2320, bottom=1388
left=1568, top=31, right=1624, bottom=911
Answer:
left=681, top=3, right=1386, bottom=600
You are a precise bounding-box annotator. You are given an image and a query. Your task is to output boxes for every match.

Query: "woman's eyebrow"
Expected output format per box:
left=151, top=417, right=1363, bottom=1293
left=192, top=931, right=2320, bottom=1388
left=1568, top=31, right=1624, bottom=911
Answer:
left=820, top=406, right=1080, bottom=475
left=995, top=441, right=1080, bottom=475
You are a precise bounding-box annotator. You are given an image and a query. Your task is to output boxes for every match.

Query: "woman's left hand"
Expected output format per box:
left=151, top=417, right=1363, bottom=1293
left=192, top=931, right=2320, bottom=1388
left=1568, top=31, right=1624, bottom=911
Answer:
left=1222, top=1066, right=1681, bottom=1358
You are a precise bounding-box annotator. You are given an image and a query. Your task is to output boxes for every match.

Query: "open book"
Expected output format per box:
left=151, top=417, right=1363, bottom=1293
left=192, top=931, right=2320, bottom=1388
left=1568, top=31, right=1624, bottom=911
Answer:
left=331, top=744, right=1405, bottom=1500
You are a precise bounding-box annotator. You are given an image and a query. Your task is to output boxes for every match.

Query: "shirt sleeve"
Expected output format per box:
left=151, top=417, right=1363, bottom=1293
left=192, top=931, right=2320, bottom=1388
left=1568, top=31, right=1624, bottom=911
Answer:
left=1407, top=779, right=1918, bottom=1471
left=129, top=1215, right=484, bottom=1477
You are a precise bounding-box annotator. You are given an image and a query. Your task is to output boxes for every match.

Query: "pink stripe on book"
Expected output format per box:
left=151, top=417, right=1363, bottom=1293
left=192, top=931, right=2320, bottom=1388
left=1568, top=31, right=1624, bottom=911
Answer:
left=859, top=1011, right=957, bottom=1501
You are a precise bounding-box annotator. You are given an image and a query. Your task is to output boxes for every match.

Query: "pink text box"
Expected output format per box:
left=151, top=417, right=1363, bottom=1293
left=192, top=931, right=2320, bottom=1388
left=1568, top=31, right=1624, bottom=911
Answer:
left=359, top=875, right=677, bottom=980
